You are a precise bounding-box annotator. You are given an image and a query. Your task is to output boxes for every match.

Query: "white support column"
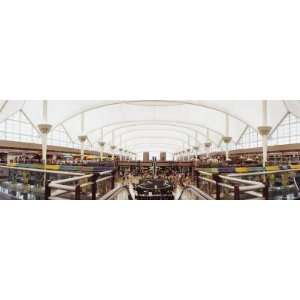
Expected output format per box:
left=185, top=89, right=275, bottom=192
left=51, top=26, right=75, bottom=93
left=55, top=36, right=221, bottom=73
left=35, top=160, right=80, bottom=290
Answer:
left=185, top=138, right=190, bottom=161
left=119, top=148, right=123, bottom=161
left=78, top=135, right=87, bottom=161
left=193, top=146, right=199, bottom=159
left=111, top=145, right=116, bottom=160
left=187, top=148, right=191, bottom=161
left=110, top=130, right=116, bottom=160
left=262, top=100, right=267, bottom=166
left=262, top=100, right=267, bottom=126
left=78, top=113, right=87, bottom=162
left=225, top=114, right=229, bottom=160
left=42, top=100, right=47, bottom=163
left=258, top=100, right=272, bottom=167
left=98, top=128, right=105, bottom=161
left=98, top=141, right=105, bottom=161
left=262, top=135, right=268, bottom=166
left=119, top=135, right=123, bottom=160
left=18, top=110, right=21, bottom=141
left=205, top=128, right=211, bottom=158
left=38, top=100, right=52, bottom=167
left=41, top=134, right=47, bottom=163
left=223, top=114, right=232, bottom=161
left=43, top=100, right=47, bottom=122
left=194, top=131, right=200, bottom=160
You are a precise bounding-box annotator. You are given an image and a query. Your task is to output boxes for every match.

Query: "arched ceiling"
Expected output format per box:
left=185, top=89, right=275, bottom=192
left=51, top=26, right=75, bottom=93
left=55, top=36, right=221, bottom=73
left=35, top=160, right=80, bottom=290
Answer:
left=0, top=100, right=297, bottom=154
left=99, top=125, right=218, bottom=148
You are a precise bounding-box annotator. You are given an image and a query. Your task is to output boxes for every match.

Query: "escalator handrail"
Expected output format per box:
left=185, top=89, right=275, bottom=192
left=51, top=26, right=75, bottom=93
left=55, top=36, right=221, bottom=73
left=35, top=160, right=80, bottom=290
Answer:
left=177, top=185, right=213, bottom=200
left=100, top=185, right=133, bottom=200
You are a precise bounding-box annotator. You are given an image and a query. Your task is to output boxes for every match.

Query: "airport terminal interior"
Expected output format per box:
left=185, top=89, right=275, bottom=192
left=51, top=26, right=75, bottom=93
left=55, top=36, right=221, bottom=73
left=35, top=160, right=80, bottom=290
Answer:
left=1, top=100, right=300, bottom=200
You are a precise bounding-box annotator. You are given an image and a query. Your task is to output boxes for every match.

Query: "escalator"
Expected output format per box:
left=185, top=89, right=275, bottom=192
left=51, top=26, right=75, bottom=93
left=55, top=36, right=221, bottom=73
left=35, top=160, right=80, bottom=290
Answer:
left=100, top=185, right=134, bottom=200
left=100, top=184, right=213, bottom=200
left=177, top=185, right=213, bottom=200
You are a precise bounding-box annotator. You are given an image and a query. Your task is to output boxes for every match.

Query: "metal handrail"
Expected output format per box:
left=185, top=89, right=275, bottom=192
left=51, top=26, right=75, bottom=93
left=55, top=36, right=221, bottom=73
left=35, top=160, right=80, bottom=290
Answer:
left=46, top=170, right=114, bottom=200
left=198, top=170, right=213, bottom=177
left=219, top=175, right=265, bottom=188
left=196, top=169, right=266, bottom=199
left=49, top=174, right=93, bottom=187
left=49, top=170, right=113, bottom=188
left=100, top=185, right=132, bottom=200
left=198, top=173, right=264, bottom=191
left=218, top=182, right=234, bottom=190
left=79, top=175, right=112, bottom=187
left=239, top=184, right=265, bottom=192
left=199, top=176, right=215, bottom=183
left=0, top=164, right=84, bottom=176
left=228, top=168, right=300, bottom=177
left=48, top=183, right=76, bottom=192
left=96, top=175, right=113, bottom=184
left=178, top=185, right=213, bottom=200
left=245, top=191, right=264, bottom=198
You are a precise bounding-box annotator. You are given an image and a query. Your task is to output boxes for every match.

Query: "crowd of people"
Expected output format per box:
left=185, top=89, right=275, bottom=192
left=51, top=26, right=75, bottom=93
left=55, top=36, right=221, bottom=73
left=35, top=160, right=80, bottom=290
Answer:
left=118, top=167, right=194, bottom=190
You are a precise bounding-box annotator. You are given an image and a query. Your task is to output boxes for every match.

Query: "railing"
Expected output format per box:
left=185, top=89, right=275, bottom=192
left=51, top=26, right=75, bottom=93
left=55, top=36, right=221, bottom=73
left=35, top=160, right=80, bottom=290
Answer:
left=0, top=164, right=86, bottom=200
left=0, top=163, right=84, bottom=176
left=0, top=164, right=117, bottom=200
left=46, top=170, right=115, bottom=200
left=227, top=168, right=300, bottom=177
left=195, top=170, right=266, bottom=199
left=218, top=174, right=266, bottom=200
left=177, top=185, right=213, bottom=200
left=100, top=185, right=133, bottom=200
left=227, top=168, right=300, bottom=200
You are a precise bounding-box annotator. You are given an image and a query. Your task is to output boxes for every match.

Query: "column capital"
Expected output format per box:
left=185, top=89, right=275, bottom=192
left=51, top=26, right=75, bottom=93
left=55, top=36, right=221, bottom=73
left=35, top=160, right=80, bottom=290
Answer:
left=257, top=126, right=272, bottom=136
left=78, top=135, right=87, bottom=143
left=222, top=136, right=232, bottom=144
left=98, top=141, right=105, bottom=147
left=38, top=123, right=52, bottom=135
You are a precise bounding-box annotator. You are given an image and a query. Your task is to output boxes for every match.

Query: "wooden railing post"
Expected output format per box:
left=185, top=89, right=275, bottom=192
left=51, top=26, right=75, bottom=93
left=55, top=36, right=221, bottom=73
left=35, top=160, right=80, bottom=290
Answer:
left=45, top=180, right=51, bottom=200
left=234, top=184, right=240, bottom=200
left=75, top=184, right=81, bottom=200
left=111, top=169, right=115, bottom=190
left=263, top=180, right=269, bottom=200
left=213, top=174, right=221, bottom=200
left=91, top=173, right=98, bottom=200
